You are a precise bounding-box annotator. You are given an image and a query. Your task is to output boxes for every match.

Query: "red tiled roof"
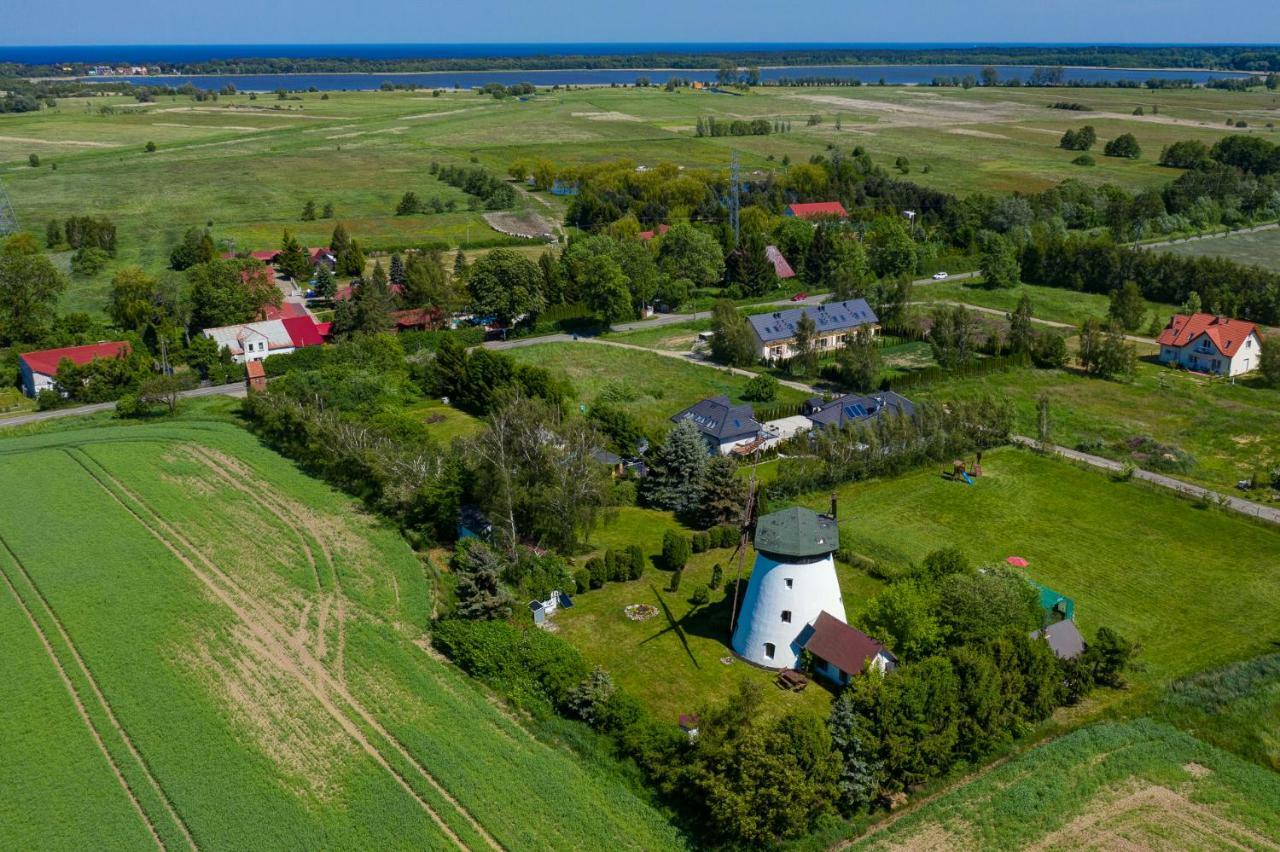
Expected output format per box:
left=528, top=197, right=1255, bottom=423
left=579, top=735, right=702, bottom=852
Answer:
left=281, top=316, right=325, bottom=348
left=260, top=301, right=310, bottom=321
left=802, top=611, right=889, bottom=676
left=787, top=201, right=848, bottom=219
left=20, top=342, right=131, bottom=377
left=250, top=250, right=281, bottom=263
left=314, top=322, right=333, bottom=340
left=309, top=247, right=333, bottom=260
left=1156, top=313, right=1260, bottom=358
left=638, top=224, right=671, bottom=241
left=765, top=245, right=795, bottom=279
left=245, top=360, right=266, bottom=379
left=390, top=307, right=444, bottom=330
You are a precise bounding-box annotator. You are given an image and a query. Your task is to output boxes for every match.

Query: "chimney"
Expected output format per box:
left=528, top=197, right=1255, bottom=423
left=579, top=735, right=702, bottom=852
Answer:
left=829, top=493, right=838, bottom=520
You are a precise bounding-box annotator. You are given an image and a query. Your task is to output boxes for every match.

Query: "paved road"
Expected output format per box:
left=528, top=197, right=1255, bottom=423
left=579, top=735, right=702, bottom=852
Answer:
left=1012, top=436, right=1280, bottom=526
left=0, top=382, right=247, bottom=430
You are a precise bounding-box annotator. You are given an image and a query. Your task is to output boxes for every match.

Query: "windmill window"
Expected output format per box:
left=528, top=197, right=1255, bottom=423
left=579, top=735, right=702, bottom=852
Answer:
left=781, top=610, right=792, bottom=623
left=784, top=578, right=793, bottom=589
left=763, top=642, right=776, bottom=660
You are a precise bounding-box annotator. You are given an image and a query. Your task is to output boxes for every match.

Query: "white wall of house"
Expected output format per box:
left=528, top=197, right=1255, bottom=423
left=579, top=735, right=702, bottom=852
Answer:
left=812, top=650, right=893, bottom=686
left=755, top=327, right=876, bottom=363
left=19, top=366, right=54, bottom=398
left=732, top=553, right=846, bottom=670
left=1159, top=331, right=1260, bottom=377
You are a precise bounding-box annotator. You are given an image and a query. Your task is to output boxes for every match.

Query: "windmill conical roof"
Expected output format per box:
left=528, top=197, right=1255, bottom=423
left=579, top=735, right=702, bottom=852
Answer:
left=753, top=507, right=839, bottom=559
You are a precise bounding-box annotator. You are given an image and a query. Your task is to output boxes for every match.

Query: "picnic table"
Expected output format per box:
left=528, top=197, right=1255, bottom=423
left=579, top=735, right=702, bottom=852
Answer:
left=776, top=669, right=808, bottom=692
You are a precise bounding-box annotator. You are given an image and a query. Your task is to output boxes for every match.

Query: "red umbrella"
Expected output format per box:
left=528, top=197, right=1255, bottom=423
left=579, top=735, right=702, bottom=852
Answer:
left=1006, top=556, right=1029, bottom=568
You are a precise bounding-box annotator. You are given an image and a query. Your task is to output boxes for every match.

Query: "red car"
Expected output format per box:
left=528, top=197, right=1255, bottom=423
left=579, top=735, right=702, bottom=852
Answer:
left=790, top=292, right=808, bottom=301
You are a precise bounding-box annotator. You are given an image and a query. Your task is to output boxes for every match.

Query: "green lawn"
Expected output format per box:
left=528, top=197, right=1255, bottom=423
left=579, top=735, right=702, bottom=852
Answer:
left=0, top=416, right=684, bottom=849
left=504, top=341, right=809, bottom=435
left=554, top=506, right=886, bottom=722
left=849, top=719, right=1280, bottom=851
left=1157, top=654, right=1280, bottom=773
left=404, top=398, right=484, bottom=444
left=913, top=361, right=1280, bottom=494
left=793, top=447, right=1280, bottom=697
left=914, top=279, right=1181, bottom=329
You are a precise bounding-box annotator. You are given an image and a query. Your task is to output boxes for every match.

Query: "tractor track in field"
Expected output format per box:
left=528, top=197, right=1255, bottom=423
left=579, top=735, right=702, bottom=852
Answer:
left=186, top=445, right=348, bottom=681
left=66, top=447, right=500, bottom=852
left=0, top=537, right=179, bottom=852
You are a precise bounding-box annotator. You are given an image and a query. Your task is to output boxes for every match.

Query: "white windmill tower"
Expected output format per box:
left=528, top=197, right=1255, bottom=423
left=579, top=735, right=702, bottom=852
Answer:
left=730, top=498, right=845, bottom=670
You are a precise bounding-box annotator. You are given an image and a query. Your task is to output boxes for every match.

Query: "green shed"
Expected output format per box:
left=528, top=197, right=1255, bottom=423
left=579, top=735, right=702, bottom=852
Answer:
left=1028, top=580, right=1075, bottom=625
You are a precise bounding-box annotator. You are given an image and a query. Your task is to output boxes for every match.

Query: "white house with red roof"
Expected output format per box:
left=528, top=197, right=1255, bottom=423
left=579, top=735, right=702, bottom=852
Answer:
left=18, top=341, right=132, bottom=397
left=202, top=315, right=325, bottom=364
left=1156, top=313, right=1264, bottom=377
left=785, top=201, right=848, bottom=220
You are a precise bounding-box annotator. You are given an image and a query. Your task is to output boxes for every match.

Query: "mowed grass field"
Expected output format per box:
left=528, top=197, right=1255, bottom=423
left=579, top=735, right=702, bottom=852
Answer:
left=912, top=359, right=1280, bottom=494
left=1157, top=225, right=1280, bottom=268
left=503, top=340, right=809, bottom=434
left=849, top=719, right=1280, bottom=851
left=798, top=448, right=1280, bottom=695
left=4, top=83, right=1278, bottom=312
left=0, top=417, right=683, bottom=849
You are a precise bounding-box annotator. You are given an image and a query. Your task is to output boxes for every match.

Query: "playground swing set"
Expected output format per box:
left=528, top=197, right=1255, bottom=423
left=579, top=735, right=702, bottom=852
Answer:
left=945, top=450, right=984, bottom=485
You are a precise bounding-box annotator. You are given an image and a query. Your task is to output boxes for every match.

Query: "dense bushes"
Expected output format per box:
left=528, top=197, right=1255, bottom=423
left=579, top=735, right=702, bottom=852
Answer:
left=433, top=163, right=517, bottom=209
left=769, top=396, right=1014, bottom=499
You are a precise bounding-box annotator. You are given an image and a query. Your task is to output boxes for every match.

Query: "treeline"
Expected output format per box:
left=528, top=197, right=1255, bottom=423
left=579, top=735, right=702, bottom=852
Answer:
left=1021, top=231, right=1280, bottom=324
left=431, top=162, right=516, bottom=209
left=13, top=45, right=1280, bottom=76
left=694, top=116, right=776, bottom=137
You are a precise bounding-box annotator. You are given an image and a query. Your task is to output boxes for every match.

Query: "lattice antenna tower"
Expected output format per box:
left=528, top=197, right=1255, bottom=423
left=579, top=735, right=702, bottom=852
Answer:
left=729, top=152, right=741, bottom=244
left=0, top=179, right=18, bottom=236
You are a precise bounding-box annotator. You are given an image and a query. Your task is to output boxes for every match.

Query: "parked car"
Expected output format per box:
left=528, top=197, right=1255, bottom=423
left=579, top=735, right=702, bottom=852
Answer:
left=790, top=292, right=808, bottom=301
left=932, top=271, right=949, bottom=280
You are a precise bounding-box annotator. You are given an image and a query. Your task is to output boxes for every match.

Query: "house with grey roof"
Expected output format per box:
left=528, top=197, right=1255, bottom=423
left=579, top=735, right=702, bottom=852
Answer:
left=747, top=299, right=879, bottom=363
left=804, top=391, right=916, bottom=431
left=670, top=395, right=763, bottom=455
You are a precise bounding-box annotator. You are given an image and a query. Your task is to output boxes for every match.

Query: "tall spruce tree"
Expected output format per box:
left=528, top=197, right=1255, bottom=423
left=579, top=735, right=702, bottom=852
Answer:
left=700, top=455, right=747, bottom=528
left=642, top=421, right=709, bottom=515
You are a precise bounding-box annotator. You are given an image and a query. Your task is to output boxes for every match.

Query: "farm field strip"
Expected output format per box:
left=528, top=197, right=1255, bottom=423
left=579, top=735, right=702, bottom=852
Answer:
left=65, top=446, right=491, bottom=851
left=0, top=539, right=174, bottom=850
left=0, top=421, right=689, bottom=849
left=0, top=548, right=161, bottom=850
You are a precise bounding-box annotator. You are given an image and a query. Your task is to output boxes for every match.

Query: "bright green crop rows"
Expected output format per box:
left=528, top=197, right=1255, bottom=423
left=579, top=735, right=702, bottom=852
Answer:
left=0, top=419, right=684, bottom=850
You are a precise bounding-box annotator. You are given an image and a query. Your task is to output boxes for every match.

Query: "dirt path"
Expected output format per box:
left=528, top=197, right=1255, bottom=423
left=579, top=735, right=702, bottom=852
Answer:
left=68, top=447, right=499, bottom=850
left=0, top=538, right=170, bottom=851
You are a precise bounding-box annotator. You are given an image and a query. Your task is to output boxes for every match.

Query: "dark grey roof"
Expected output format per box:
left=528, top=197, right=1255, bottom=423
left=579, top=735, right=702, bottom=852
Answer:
left=670, top=395, right=761, bottom=441
left=807, top=391, right=915, bottom=430
left=1031, top=620, right=1085, bottom=660
left=753, top=507, right=839, bottom=559
left=591, top=447, right=623, bottom=466
left=747, top=299, right=878, bottom=344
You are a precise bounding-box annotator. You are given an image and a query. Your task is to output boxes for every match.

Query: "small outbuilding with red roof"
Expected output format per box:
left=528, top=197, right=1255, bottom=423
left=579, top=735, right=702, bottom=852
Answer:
left=801, top=611, right=896, bottom=686
left=18, top=341, right=132, bottom=397
left=785, top=201, right=848, bottom=220
left=1156, top=313, right=1264, bottom=377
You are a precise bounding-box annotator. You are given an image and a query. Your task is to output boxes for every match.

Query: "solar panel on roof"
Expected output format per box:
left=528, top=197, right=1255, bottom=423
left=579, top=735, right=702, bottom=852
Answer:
left=844, top=404, right=868, bottom=419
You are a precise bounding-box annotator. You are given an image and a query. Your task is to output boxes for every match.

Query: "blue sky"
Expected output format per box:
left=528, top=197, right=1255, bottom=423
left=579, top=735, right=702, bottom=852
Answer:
left=3, top=0, right=1278, bottom=46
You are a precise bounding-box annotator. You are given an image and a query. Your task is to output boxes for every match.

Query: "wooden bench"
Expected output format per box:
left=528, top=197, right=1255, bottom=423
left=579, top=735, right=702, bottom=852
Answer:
left=776, top=669, right=808, bottom=692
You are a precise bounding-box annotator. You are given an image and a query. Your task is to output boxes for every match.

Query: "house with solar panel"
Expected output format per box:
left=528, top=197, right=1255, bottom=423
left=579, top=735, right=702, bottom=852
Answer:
left=804, top=391, right=916, bottom=431
left=669, top=396, right=764, bottom=455
left=747, top=299, right=879, bottom=363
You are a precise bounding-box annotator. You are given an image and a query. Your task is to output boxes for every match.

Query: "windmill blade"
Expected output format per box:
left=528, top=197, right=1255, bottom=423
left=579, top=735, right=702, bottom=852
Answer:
left=0, top=180, right=18, bottom=236
left=727, top=469, right=757, bottom=638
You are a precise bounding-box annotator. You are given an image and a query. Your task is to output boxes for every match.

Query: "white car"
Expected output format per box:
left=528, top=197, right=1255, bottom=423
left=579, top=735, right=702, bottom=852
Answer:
left=932, top=271, right=949, bottom=280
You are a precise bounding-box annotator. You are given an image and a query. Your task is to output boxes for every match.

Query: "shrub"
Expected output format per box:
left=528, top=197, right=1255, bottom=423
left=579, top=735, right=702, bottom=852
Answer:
left=626, top=545, right=646, bottom=580
left=667, top=568, right=683, bottom=593
left=690, top=585, right=710, bottom=606
left=691, top=531, right=709, bottom=553
left=710, top=563, right=723, bottom=589
left=741, top=374, right=779, bottom=402
left=573, top=568, right=590, bottom=594
left=432, top=617, right=588, bottom=708
left=587, top=557, right=607, bottom=589
left=144, top=140, right=157, bottom=153
left=661, top=530, right=690, bottom=571
left=1072, top=154, right=1095, bottom=166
